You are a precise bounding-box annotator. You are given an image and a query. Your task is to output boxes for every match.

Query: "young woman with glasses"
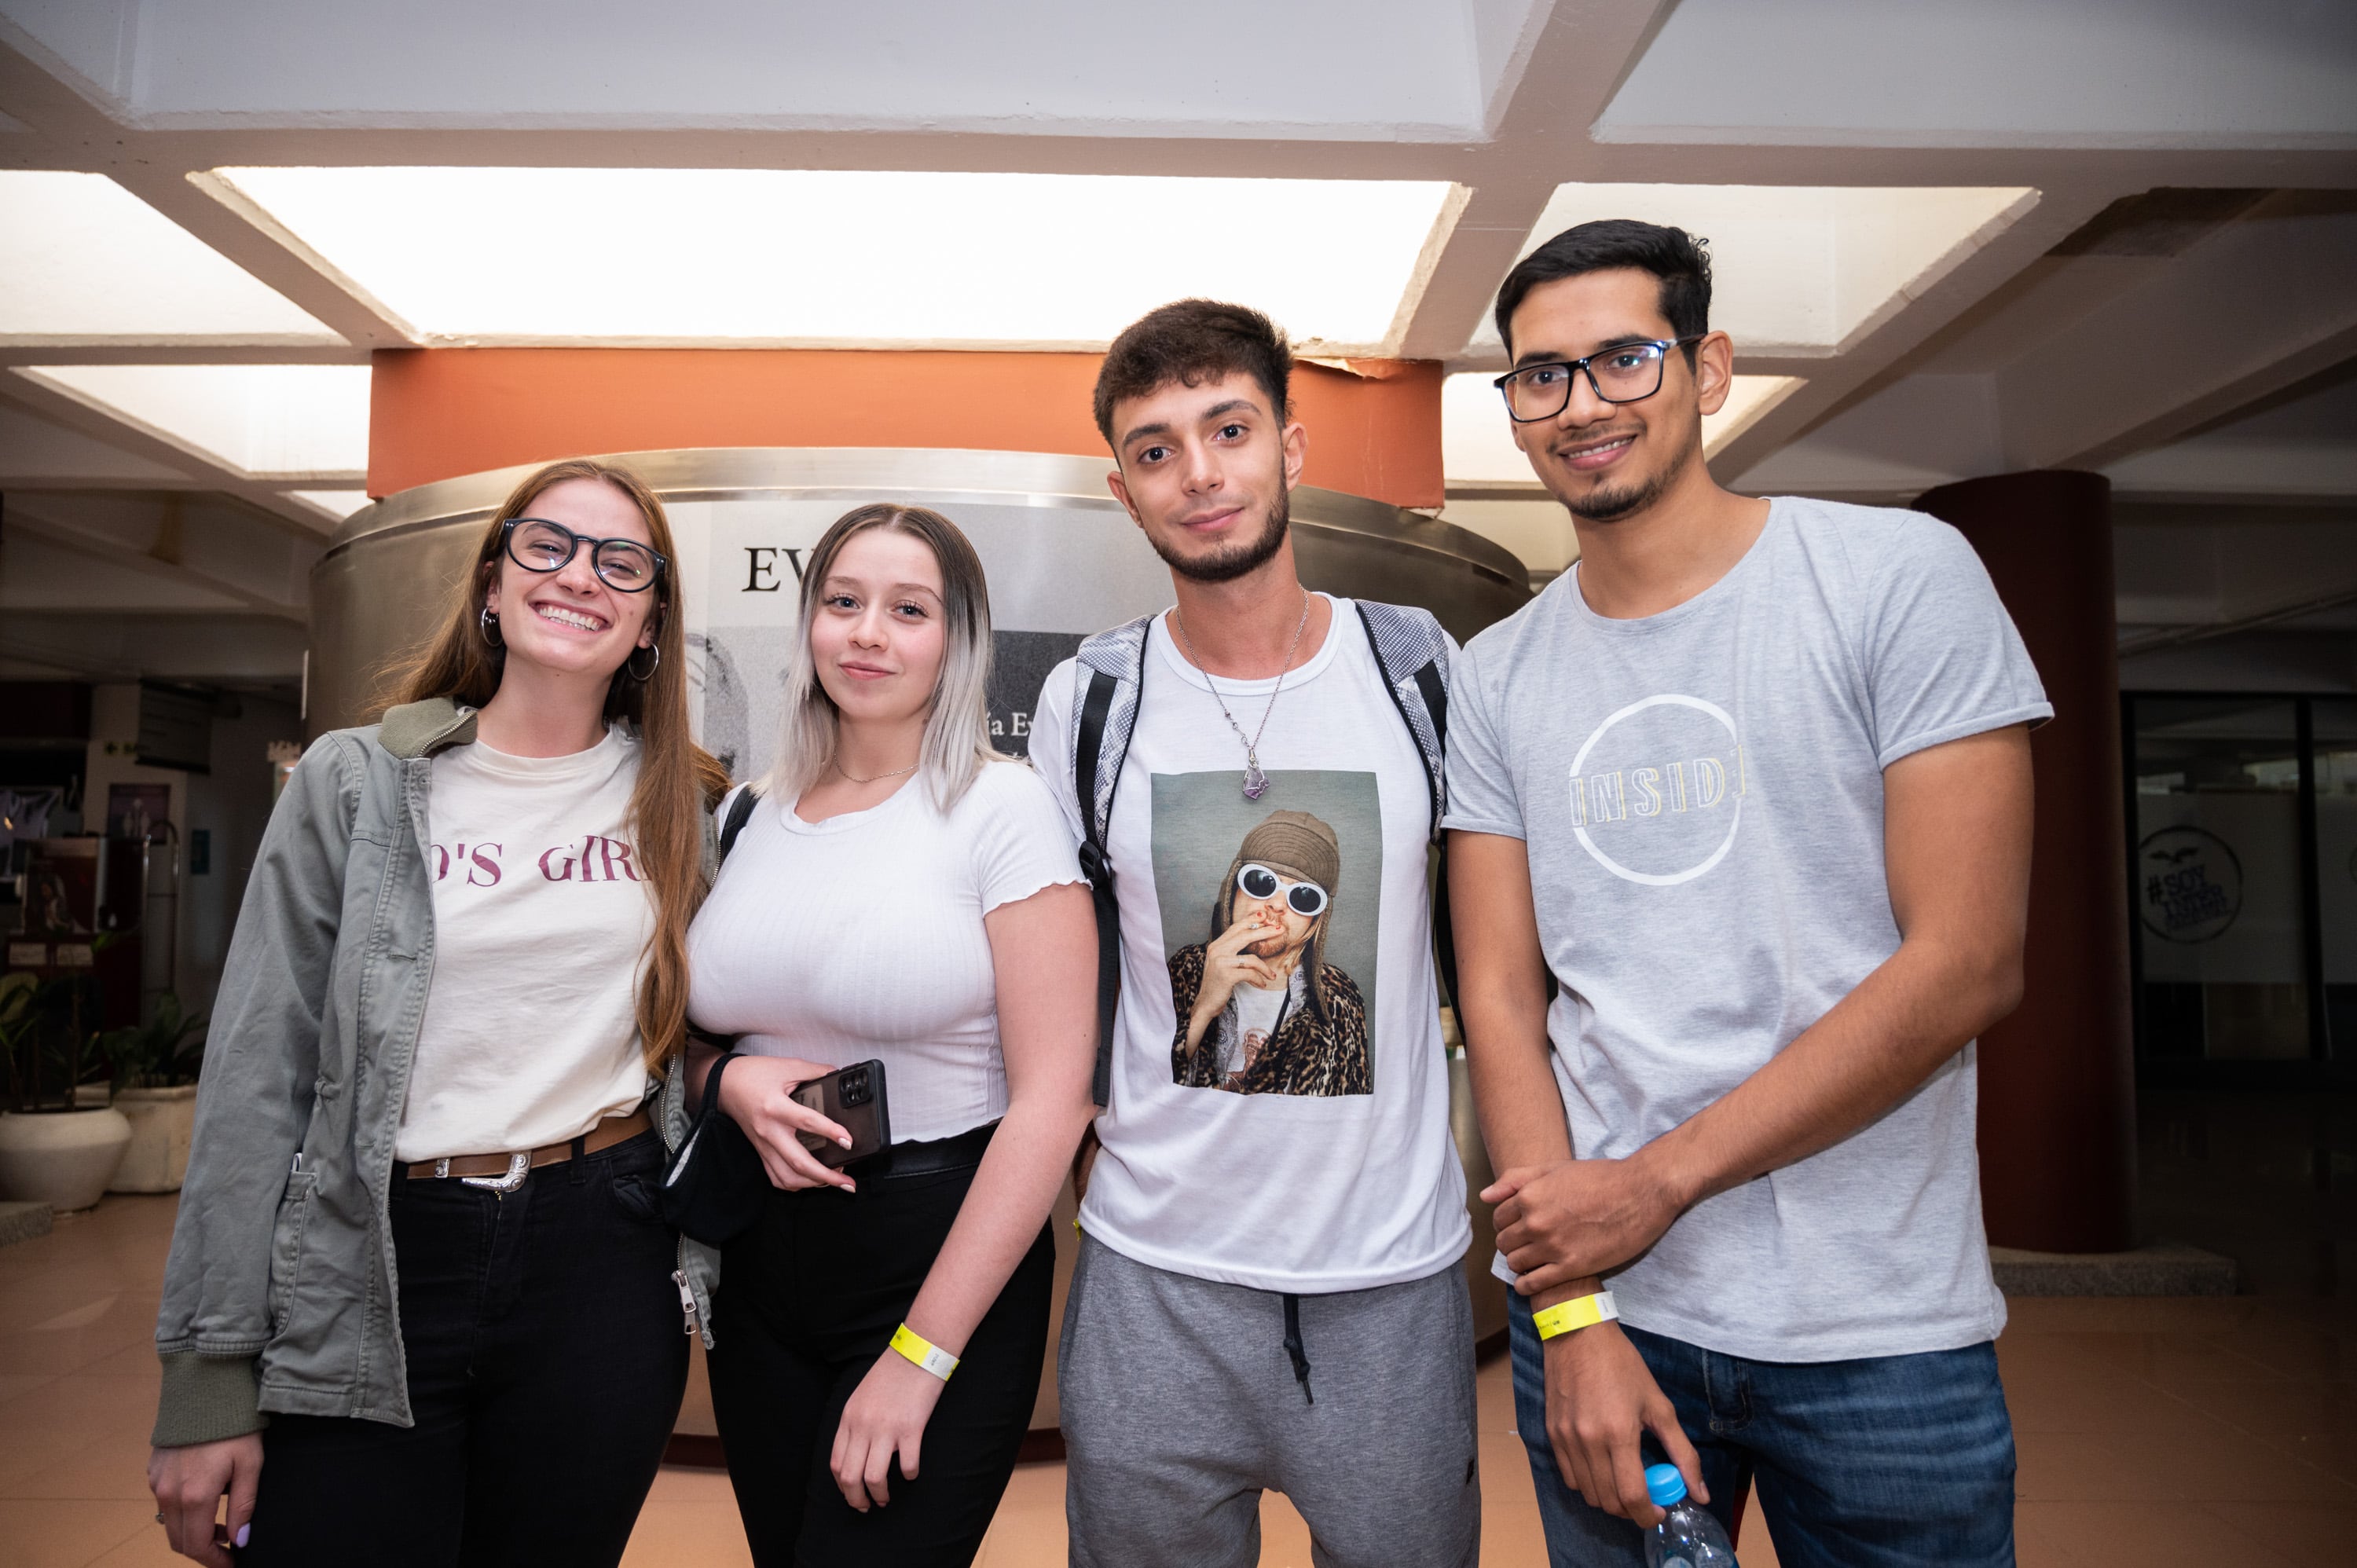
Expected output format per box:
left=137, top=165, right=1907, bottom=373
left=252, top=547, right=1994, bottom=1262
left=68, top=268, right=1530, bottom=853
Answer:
left=684, top=504, right=1098, bottom=1567
left=147, top=459, right=728, bottom=1568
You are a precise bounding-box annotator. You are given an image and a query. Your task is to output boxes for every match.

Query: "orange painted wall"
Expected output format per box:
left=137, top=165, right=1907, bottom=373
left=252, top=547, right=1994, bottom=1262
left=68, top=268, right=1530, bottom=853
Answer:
left=367, top=348, right=1444, bottom=508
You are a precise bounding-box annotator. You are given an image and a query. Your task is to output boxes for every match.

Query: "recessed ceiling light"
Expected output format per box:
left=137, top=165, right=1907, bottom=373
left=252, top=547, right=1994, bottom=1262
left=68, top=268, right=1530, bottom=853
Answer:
left=210, top=167, right=1458, bottom=352
left=1468, top=184, right=2036, bottom=359
left=0, top=172, right=339, bottom=344
left=1442, top=372, right=1803, bottom=483
left=15, top=365, right=370, bottom=478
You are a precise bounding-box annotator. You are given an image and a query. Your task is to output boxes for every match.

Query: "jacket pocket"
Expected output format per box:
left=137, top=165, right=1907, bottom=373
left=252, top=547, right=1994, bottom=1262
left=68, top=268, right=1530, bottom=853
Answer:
left=267, top=1170, right=319, bottom=1331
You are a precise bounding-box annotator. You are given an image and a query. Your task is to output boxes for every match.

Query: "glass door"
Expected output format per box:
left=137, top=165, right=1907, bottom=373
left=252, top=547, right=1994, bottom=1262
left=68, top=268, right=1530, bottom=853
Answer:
left=2131, top=697, right=2312, bottom=1061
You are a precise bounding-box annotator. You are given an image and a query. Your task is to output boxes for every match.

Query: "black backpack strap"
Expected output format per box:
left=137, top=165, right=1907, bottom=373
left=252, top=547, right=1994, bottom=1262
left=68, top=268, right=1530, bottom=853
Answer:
left=1413, top=659, right=1448, bottom=755
left=718, top=784, right=760, bottom=863
left=1075, top=669, right=1124, bottom=1107
left=1353, top=602, right=1460, bottom=1013
left=1069, top=615, right=1153, bottom=1108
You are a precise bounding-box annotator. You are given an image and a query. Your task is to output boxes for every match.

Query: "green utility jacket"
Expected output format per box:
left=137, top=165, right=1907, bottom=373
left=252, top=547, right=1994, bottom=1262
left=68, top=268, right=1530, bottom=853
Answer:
left=150, top=699, right=720, bottom=1446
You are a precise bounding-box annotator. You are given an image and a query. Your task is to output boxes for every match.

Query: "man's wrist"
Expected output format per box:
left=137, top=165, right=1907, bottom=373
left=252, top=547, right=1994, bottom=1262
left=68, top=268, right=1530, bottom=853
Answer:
left=1632, top=1129, right=1712, bottom=1217
left=1530, top=1276, right=1605, bottom=1314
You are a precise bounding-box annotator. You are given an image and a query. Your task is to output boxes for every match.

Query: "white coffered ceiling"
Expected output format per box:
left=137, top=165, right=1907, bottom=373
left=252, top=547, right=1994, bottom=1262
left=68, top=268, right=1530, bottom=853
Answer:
left=1, top=0, right=2352, bottom=691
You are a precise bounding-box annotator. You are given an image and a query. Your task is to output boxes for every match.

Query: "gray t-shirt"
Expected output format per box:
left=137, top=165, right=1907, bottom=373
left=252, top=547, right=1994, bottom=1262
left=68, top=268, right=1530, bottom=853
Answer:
left=1444, top=496, right=2051, bottom=1362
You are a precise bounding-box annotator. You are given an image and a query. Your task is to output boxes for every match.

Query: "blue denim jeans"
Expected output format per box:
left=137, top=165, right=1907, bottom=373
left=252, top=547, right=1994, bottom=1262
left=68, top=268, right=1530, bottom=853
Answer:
left=1508, top=1292, right=2016, bottom=1567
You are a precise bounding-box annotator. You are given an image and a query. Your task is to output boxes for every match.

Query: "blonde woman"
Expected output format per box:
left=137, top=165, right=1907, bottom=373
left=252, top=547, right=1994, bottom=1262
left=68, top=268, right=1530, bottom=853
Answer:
left=146, top=459, right=727, bottom=1567
left=685, top=504, right=1097, bottom=1566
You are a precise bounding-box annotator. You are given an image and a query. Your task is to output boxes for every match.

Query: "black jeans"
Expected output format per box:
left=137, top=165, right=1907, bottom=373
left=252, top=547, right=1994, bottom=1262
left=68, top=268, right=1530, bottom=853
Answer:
left=241, top=1130, right=688, bottom=1568
left=710, top=1152, right=1055, bottom=1568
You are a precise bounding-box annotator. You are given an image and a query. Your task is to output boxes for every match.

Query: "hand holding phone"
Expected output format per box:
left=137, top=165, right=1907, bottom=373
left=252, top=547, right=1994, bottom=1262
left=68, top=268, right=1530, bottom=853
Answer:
left=792, top=1060, right=891, bottom=1169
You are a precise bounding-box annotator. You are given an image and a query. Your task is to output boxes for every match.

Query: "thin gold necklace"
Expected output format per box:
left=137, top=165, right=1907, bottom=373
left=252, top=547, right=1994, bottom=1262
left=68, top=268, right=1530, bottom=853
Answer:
left=833, top=758, right=918, bottom=786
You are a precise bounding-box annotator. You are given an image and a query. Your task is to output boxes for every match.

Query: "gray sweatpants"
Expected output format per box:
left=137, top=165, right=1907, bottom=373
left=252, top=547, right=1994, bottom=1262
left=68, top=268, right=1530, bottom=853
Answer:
left=1059, top=1235, right=1480, bottom=1568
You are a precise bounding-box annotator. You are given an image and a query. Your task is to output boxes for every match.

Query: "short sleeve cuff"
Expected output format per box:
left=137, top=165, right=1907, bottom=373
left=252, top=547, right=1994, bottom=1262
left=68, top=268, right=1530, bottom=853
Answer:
left=981, top=870, right=1089, bottom=917
left=1439, top=813, right=1528, bottom=841
left=1876, top=702, right=2055, bottom=770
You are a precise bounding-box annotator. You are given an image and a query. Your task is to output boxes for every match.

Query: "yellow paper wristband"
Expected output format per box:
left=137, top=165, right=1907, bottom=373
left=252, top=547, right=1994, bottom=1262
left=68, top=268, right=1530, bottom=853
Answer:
left=1533, top=1291, right=1620, bottom=1341
left=890, top=1322, right=960, bottom=1382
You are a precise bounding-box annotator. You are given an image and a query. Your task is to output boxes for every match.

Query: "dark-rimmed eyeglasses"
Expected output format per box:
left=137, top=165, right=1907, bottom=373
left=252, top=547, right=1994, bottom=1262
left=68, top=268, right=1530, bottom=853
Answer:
left=1491, top=336, right=1706, bottom=423
left=500, top=518, right=667, bottom=593
left=1237, top=863, right=1328, bottom=918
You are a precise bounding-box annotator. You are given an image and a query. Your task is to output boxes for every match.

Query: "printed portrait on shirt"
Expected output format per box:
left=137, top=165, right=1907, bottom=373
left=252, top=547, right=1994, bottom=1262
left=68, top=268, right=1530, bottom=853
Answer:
left=1149, top=771, right=1381, bottom=1097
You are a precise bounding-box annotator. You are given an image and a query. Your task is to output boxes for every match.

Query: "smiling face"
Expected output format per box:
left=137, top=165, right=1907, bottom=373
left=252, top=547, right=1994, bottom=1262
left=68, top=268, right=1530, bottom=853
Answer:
left=807, top=525, right=948, bottom=728
left=1505, top=267, right=1732, bottom=525
left=1105, top=371, right=1307, bottom=584
left=481, top=476, right=658, bottom=682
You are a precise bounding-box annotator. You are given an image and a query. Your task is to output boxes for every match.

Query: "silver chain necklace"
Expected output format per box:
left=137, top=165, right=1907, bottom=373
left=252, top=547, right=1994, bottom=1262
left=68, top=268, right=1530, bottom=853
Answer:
left=1170, top=592, right=1311, bottom=800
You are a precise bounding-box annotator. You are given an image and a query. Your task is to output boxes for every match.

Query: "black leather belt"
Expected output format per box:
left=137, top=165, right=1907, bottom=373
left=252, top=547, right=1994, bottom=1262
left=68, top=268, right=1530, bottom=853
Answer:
left=855, top=1119, right=999, bottom=1181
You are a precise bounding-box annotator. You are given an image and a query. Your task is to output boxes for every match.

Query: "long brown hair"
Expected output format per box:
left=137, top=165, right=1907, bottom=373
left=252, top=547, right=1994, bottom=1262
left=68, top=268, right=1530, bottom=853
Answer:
left=379, top=457, right=729, bottom=1074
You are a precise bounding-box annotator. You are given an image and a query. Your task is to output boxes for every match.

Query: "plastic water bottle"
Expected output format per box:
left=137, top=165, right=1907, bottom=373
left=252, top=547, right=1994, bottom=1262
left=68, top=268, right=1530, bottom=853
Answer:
left=1642, top=1463, right=1739, bottom=1568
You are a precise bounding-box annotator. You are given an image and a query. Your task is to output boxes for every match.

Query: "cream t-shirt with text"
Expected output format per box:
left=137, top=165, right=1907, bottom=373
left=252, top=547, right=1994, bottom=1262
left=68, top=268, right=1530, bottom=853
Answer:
left=395, top=724, right=656, bottom=1163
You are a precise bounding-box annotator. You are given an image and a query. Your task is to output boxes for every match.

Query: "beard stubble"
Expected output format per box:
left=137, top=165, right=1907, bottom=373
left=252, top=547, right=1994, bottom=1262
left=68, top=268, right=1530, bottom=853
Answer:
left=1150, top=487, right=1292, bottom=584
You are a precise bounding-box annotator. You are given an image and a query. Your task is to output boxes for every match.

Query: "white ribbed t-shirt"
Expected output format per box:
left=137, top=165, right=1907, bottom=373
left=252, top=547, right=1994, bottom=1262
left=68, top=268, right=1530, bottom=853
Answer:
left=686, top=759, right=1085, bottom=1145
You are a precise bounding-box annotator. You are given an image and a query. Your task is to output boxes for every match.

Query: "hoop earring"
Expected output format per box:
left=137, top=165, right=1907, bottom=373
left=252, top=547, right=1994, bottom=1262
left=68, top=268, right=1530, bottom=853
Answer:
left=625, top=643, right=661, bottom=682
left=479, top=607, right=504, bottom=649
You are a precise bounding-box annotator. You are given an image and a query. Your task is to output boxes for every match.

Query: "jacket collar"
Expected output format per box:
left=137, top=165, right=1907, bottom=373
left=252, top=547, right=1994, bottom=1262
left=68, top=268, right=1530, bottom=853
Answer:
left=378, top=698, right=478, bottom=760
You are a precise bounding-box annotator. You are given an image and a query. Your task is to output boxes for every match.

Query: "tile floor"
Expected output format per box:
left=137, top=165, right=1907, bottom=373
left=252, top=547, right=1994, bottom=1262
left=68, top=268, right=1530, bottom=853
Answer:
left=3, top=1195, right=2352, bottom=1566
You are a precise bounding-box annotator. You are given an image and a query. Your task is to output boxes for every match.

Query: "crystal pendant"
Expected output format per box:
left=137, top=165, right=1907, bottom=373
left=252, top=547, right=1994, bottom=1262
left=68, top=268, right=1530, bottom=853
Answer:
left=1242, top=760, right=1269, bottom=800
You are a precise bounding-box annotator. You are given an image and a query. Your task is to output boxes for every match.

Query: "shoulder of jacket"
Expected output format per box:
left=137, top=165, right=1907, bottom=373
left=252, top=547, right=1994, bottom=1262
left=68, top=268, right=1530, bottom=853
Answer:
left=376, top=698, right=478, bottom=760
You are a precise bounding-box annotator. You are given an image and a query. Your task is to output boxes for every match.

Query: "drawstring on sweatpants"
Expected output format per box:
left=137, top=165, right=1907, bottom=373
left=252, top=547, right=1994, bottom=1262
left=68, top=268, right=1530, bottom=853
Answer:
left=1281, top=1293, right=1314, bottom=1405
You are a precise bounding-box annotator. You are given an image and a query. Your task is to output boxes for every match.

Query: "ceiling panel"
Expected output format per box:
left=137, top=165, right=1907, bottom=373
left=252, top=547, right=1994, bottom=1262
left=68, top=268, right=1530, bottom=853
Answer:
left=14, top=364, right=371, bottom=478
left=212, top=167, right=1458, bottom=353
left=1465, top=184, right=2036, bottom=361
left=0, top=172, right=341, bottom=345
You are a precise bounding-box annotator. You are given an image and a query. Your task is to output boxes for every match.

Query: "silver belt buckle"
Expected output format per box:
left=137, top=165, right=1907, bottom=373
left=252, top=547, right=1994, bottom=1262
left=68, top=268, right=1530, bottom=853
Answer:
left=459, top=1152, right=532, bottom=1193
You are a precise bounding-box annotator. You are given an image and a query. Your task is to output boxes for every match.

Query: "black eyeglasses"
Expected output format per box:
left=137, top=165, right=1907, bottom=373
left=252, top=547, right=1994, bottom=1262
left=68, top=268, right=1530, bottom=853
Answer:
left=500, top=518, right=667, bottom=593
left=1492, top=337, right=1706, bottom=423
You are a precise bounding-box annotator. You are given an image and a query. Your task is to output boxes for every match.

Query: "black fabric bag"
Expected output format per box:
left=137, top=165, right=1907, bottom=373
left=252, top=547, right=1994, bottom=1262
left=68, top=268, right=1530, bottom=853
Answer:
left=659, top=1047, right=768, bottom=1245
left=658, top=785, right=768, bottom=1246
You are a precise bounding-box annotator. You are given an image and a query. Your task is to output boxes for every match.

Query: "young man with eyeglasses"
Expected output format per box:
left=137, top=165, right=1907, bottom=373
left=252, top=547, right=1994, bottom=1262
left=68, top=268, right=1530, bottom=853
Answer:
left=1446, top=219, right=2047, bottom=1565
left=1028, top=299, right=1479, bottom=1568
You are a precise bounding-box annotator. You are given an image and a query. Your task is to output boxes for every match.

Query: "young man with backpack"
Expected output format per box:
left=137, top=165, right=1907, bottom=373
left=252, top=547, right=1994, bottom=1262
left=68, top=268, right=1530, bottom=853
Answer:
left=1028, top=299, right=1479, bottom=1568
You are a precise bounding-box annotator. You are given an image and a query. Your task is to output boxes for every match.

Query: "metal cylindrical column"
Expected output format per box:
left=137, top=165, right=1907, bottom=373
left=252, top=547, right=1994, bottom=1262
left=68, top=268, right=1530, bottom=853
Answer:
left=1916, top=470, right=2136, bottom=1253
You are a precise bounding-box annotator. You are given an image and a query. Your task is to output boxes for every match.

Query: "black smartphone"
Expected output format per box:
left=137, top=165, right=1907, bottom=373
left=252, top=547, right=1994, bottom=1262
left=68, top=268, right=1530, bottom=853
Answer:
left=792, top=1059, right=890, bottom=1169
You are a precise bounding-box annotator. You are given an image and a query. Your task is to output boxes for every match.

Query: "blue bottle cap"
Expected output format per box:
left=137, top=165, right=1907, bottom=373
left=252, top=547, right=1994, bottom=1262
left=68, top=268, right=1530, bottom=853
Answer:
left=1644, top=1464, right=1688, bottom=1507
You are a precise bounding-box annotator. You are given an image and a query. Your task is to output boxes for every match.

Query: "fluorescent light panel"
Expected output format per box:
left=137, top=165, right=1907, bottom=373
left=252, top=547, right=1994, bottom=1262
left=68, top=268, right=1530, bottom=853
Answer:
left=1442, top=372, right=1802, bottom=483
left=0, top=172, right=339, bottom=343
left=17, top=365, right=371, bottom=478
left=211, top=167, right=1457, bottom=350
left=1468, top=183, right=2036, bottom=357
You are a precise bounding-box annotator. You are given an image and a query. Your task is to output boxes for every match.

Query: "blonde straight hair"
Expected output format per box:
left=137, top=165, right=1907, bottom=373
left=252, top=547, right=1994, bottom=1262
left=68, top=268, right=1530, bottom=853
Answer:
left=378, top=457, right=730, bottom=1075
left=765, top=504, right=999, bottom=812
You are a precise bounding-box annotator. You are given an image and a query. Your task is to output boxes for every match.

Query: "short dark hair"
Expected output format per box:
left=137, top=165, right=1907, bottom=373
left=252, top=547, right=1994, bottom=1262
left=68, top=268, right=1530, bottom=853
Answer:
left=1094, top=299, right=1293, bottom=446
left=1493, top=219, right=1713, bottom=358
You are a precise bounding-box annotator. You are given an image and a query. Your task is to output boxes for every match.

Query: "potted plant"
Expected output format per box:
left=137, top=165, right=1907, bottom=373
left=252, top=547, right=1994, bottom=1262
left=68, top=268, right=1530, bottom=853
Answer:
left=101, top=993, right=207, bottom=1193
left=0, top=968, right=134, bottom=1212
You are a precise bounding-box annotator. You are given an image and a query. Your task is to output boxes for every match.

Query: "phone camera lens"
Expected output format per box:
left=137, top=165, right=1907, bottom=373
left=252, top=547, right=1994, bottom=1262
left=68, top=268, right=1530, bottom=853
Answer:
left=843, top=1070, right=871, bottom=1107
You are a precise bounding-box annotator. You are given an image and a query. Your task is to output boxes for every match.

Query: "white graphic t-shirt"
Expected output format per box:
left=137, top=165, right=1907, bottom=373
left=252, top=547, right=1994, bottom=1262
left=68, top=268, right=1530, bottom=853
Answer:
left=396, top=726, right=656, bottom=1163
left=1444, top=498, right=2051, bottom=1362
left=1032, top=595, right=1471, bottom=1293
